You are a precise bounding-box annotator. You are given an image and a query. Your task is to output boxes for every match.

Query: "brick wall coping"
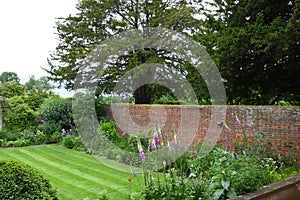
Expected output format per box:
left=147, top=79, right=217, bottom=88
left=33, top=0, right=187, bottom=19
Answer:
left=230, top=174, right=300, bottom=200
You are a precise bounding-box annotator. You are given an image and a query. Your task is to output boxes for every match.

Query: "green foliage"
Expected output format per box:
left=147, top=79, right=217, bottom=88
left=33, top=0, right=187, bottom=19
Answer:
left=198, top=0, right=300, bottom=105
left=24, top=88, right=50, bottom=111
left=142, top=168, right=207, bottom=200
left=194, top=148, right=273, bottom=198
left=39, top=97, right=73, bottom=134
left=0, top=81, right=25, bottom=98
left=2, top=96, right=38, bottom=132
left=0, top=71, right=20, bottom=83
left=0, top=160, right=57, bottom=199
left=152, top=93, right=181, bottom=105
left=46, top=0, right=209, bottom=104
left=62, top=135, right=84, bottom=151
left=50, top=131, right=63, bottom=144
left=25, top=75, right=54, bottom=93
left=99, top=120, right=128, bottom=149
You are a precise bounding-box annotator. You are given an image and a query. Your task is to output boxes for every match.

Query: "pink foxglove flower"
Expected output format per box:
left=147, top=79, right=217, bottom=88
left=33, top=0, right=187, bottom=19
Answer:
left=167, top=141, right=171, bottom=152
left=130, top=167, right=137, bottom=177
left=153, top=134, right=159, bottom=149
left=236, top=115, right=241, bottom=126
left=174, top=134, right=178, bottom=145
left=137, top=144, right=145, bottom=161
left=224, top=122, right=231, bottom=132
left=157, top=126, right=162, bottom=138
left=148, top=142, right=152, bottom=153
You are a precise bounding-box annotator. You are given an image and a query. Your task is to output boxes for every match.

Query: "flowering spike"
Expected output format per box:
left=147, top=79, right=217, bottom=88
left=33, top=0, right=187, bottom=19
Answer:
left=167, top=141, right=171, bottom=152
left=148, top=141, right=152, bottom=153
left=130, top=167, right=137, bottom=177
left=137, top=143, right=145, bottom=161
left=174, top=134, right=178, bottom=145
left=157, top=125, right=162, bottom=138
left=153, top=134, right=159, bottom=149
left=163, top=160, right=167, bottom=168
left=236, top=115, right=241, bottom=126
left=224, top=122, right=231, bottom=132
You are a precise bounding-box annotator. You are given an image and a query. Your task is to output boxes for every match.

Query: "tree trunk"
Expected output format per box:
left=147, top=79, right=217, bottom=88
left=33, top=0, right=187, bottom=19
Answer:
left=134, top=85, right=152, bottom=104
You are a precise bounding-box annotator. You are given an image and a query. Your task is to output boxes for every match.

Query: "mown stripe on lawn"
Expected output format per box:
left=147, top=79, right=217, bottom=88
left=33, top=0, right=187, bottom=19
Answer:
left=31, top=146, right=131, bottom=181
left=0, top=145, right=137, bottom=199
left=22, top=147, right=133, bottom=194
left=0, top=150, right=93, bottom=200
left=18, top=148, right=129, bottom=192
left=44, top=145, right=143, bottom=174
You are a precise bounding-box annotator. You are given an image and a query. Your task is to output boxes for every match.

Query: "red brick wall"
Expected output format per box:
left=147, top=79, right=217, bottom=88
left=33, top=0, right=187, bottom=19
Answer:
left=104, top=105, right=300, bottom=163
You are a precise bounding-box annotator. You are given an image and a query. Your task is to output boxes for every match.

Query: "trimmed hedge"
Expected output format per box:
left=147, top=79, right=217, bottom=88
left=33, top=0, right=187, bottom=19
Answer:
left=0, top=160, right=57, bottom=199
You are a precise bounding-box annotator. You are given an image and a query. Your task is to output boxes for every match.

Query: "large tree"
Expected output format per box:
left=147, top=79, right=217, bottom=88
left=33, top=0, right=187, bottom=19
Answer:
left=197, top=0, right=300, bottom=105
left=46, top=0, right=210, bottom=104
left=0, top=72, right=20, bottom=83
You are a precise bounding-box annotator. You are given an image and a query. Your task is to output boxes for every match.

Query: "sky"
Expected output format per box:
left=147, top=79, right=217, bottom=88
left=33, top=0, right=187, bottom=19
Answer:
left=0, top=0, right=79, bottom=96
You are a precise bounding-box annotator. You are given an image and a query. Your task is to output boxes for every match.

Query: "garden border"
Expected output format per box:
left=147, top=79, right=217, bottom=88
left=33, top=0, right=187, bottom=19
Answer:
left=230, top=174, right=300, bottom=200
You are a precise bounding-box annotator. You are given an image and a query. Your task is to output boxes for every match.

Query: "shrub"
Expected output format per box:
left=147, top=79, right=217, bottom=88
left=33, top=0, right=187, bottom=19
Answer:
left=62, top=135, right=84, bottom=151
left=98, top=120, right=129, bottom=150
left=50, top=131, right=63, bottom=144
left=39, top=97, right=73, bottom=134
left=0, top=160, right=57, bottom=199
left=142, top=168, right=207, bottom=200
left=3, top=96, right=38, bottom=132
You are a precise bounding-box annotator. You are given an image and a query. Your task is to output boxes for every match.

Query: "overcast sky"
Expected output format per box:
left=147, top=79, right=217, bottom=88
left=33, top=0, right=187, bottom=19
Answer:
left=0, top=0, right=79, bottom=95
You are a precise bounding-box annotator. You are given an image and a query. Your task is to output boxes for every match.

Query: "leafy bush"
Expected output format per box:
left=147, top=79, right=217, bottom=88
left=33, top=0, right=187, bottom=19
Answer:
left=142, top=168, right=207, bottom=200
left=98, top=120, right=129, bottom=150
left=50, top=131, right=63, bottom=144
left=0, top=160, right=57, bottom=199
left=2, top=96, right=38, bottom=132
left=34, top=130, right=48, bottom=144
left=62, top=135, right=84, bottom=151
left=39, top=97, right=73, bottom=134
left=152, top=93, right=181, bottom=105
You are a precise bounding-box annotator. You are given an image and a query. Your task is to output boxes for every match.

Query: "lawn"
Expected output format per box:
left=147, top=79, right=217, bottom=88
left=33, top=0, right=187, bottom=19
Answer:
left=0, top=144, right=141, bottom=200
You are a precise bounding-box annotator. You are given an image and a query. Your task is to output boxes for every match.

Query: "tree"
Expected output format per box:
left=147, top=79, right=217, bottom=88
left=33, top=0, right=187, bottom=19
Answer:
left=197, top=0, right=300, bottom=104
left=0, top=81, right=25, bottom=98
left=25, top=75, right=54, bottom=93
left=0, top=72, right=20, bottom=83
left=2, top=96, right=38, bottom=132
left=46, top=0, right=209, bottom=104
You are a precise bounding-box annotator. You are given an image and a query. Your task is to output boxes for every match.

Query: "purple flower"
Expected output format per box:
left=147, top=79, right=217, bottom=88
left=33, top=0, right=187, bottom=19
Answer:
left=157, top=126, right=162, bottom=138
left=138, top=144, right=145, bottom=161
left=174, top=134, right=178, bottom=145
left=153, top=134, right=159, bottom=149
left=148, top=142, right=152, bottom=153
left=236, top=115, right=241, bottom=126
left=224, top=122, right=231, bottom=132
left=130, top=167, right=137, bottom=177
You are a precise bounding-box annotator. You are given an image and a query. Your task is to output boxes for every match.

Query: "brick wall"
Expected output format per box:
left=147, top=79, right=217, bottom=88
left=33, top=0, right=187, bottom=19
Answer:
left=104, top=105, right=300, bottom=163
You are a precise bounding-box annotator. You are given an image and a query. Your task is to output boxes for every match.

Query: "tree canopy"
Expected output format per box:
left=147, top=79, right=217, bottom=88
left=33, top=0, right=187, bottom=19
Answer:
left=198, top=0, right=300, bottom=104
left=47, top=0, right=300, bottom=105
left=46, top=0, right=209, bottom=104
left=0, top=72, right=20, bottom=83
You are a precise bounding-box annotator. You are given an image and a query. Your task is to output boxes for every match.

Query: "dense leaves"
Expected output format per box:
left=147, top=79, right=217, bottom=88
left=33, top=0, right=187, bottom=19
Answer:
left=0, top=72, right=20, bottom=83
left=2, top=96, right=38, bottom=132
left=47, top=0, right=300, bottom=105
left=197, top=0, right=300, bottom=104
left=0, top=160, right=57, bottom=199
left=38, top=97, right=73, bottom=134
left=46, top=0, right=209, bottom=104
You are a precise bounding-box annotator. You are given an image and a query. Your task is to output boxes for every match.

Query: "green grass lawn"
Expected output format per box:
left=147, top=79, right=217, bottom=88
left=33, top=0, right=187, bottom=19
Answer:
left=0, top=145, right=142, bottom=200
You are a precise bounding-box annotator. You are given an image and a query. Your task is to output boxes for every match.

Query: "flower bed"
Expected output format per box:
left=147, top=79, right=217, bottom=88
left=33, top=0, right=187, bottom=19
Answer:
left=123, top=116, right=300, bottom=200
